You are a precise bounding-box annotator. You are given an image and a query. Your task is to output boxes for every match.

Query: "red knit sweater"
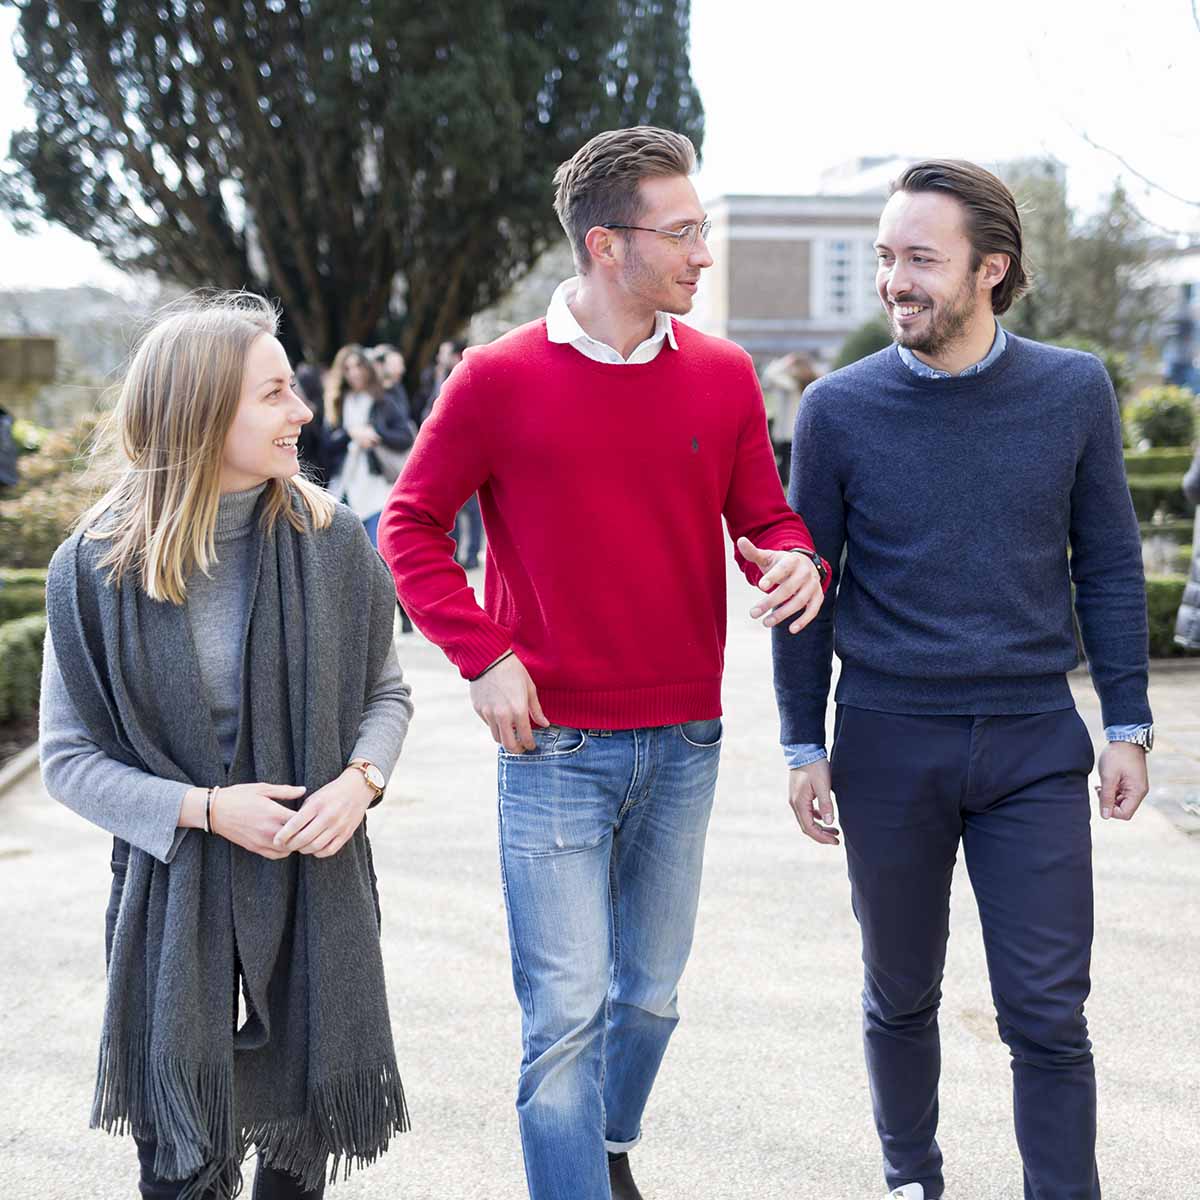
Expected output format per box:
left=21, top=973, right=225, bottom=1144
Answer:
left=378, top=318, right=824, bottom=729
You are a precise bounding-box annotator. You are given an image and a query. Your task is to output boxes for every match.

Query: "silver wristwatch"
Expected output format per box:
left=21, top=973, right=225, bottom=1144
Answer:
left=1116, top=726, right=1154, bottom=752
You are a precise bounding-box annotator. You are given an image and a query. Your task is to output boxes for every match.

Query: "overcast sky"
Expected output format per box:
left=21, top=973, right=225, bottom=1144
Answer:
left=2, top=0, right=1198, bottom=290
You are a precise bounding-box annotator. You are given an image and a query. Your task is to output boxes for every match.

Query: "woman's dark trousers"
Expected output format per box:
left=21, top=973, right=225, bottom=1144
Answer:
left=830, top=706, right=1101, bottom=1200
left=107, top=843, right=326, bottom=1200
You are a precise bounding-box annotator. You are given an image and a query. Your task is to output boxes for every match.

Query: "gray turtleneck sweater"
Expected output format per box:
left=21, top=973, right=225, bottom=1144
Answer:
left=39, top=485, right=413, bottom=863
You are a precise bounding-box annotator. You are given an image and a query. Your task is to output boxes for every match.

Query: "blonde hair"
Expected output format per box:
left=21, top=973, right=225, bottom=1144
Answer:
left=324, top=343, right=384, bottom=429
left=80, top=290, right=334, bottom=604
left=552, top=126, right=697, bottom=272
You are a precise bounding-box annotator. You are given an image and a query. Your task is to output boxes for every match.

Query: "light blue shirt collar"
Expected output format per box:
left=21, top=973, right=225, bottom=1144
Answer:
left=897, top=322, right=1007, bottom=379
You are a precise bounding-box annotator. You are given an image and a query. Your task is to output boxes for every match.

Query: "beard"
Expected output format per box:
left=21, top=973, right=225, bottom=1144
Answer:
left=621, top=238, right=691, bottom=315
left=886, top=269, right=979, bottom=359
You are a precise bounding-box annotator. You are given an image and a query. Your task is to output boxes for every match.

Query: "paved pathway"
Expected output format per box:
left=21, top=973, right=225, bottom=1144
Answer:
left=1, top=569, right=1197, bottom=1199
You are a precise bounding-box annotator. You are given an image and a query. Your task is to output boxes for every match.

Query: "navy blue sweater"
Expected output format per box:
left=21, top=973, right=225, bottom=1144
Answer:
left=772, top=335, right=1152, bottom=745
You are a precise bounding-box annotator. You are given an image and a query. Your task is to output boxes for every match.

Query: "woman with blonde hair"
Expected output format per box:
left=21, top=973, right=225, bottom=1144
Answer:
left=40, top=292, right=412, bottom=1199
left=323, top=344, right=415, bottom=546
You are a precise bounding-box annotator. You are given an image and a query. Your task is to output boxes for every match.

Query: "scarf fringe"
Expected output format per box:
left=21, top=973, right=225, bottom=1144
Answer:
left=91, top=1035, right=408, bottom=1197
left=252, top=1061, right=411, bottom=1192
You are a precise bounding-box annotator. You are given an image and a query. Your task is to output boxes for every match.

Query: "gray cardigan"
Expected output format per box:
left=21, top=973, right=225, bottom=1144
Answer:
left=39, top=485, right=413, bottom=862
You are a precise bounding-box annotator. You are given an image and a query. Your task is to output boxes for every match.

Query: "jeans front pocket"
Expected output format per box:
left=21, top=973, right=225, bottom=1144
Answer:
left=677, top=717, right=723, bottom=749
left=499, top=724, right=589, bottom=761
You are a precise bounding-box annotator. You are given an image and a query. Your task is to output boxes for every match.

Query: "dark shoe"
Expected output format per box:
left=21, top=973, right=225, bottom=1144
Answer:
left=607, top=1152, right=644, bottom=1200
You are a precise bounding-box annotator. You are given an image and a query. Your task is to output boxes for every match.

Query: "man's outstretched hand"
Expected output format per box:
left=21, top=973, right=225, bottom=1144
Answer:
left=469, top=652, right=550, bottom=753
left=738, top=536, right=824, bottom=634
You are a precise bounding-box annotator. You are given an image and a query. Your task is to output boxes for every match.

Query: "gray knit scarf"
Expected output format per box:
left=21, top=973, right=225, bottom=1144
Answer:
left=46, top=496, right=408, bottom=1198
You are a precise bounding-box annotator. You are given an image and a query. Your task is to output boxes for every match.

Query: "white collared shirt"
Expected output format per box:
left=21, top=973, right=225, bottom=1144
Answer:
left=545, top=277, right=678, bottom=364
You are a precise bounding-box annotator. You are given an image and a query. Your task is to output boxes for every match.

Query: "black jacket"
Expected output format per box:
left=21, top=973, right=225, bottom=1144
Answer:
left=324, top=386, right=417, bottom=479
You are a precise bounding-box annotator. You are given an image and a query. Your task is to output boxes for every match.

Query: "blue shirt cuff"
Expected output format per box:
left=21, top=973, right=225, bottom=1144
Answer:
left=1104, top=723, right=1151, bottom=743
left=784, top=743, right=827, bottom=768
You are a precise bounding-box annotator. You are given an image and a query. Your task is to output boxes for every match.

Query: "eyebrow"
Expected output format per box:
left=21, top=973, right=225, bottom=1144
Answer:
left=258, top=374, right=292, bottom=390
left=663, top=214, right=707, bottom=229
left=874, top=242, right=943, bottom=254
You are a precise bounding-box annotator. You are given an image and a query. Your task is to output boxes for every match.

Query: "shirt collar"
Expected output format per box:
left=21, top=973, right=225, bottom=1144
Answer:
left=545, top=276, right=678, bottom=355
left=897, top=321, right=1007, bottom=379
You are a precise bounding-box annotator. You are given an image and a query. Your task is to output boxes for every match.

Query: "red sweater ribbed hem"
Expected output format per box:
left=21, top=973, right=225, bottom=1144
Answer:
left=537, top=679, right=723, bottom=730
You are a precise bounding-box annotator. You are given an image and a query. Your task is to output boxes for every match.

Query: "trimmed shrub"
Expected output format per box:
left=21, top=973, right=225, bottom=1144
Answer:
left=0, top=479, right=97, bottom=568
left=0, top=581, right=46, bottom=623
left=1146, top=576, right=1189, bottom=658
left=1126, top=473, right=1197, bottom=522
left=0, top=613, right=47, bottom=724
left=1125, top=386, right=1197, bottom=448
left=1139, top=518, right=1194, bottom=539
left=0, top=410, right=107, bottom=569
left=0, top=568, right=49, bottom=586
left=1124, top=448, right=1196, bottom=476
left=834, top=317, right=893, bottom=369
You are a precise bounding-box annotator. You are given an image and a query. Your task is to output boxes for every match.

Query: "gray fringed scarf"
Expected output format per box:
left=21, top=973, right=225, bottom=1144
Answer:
left=46, top=495, right=408, bottom=1198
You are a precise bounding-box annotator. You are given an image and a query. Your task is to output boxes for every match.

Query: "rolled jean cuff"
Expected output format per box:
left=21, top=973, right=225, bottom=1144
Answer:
left=605, top=1132, right=642, bottom=1155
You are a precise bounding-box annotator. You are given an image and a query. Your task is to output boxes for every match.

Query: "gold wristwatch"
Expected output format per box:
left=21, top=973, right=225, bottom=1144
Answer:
left=347, top=758, right=386, bottom=802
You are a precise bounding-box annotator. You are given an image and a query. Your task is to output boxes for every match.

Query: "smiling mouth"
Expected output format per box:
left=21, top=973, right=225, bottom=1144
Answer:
left=273, top=436, right=298, bottom=448
left=891, top=302, right=928, bottom=319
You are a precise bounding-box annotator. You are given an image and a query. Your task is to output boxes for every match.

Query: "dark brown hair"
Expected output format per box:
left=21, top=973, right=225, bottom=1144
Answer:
left=553, top=126, right=697, bottom=273
left=892, top=159, right=1029, bottom=314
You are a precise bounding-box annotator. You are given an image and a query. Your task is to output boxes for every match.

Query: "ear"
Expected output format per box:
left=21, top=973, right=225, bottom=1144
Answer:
left=978, top=252, right=1010, bottom=297
left=582, top=225, right=622, bottom=271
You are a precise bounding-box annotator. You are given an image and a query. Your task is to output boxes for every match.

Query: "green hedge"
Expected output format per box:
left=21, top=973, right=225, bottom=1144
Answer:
left=1126, top=474, right=1197, bottom=522
left=0, top=581, right=47, bottom=623
left=1126, top=386, right=1197, bottom=448
left=1124, top=448, right=1196, bottom=476
left=0, top=613, right=47, bottom=724
left=1146, top=576, right=1189, bottom=658
left=1140, top=518, right=1193, bottom=539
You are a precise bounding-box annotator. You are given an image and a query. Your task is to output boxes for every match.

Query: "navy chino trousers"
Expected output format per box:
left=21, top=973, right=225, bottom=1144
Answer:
left=829, top=705, right=1101, bottom=1200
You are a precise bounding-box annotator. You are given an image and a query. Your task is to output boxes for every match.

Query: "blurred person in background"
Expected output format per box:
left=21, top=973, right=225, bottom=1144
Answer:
left=761, top=351, right=819, bottom=486
left=416, top=338, right=467, bottom=424
left=415, top=338, right=483, bottom=569
left=1173, top=445, right=1200, bottom=650
left=293, top=362, right=328, bottom=486
left=39, top=291, right=412, bottom=1200
left=324, top=344, right=416, bottom=548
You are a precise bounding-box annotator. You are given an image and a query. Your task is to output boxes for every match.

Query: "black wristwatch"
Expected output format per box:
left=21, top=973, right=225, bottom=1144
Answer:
left=790, top=547, right=828, bottom=587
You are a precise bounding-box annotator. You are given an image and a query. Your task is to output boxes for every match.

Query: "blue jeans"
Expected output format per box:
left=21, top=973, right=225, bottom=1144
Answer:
left=497, top=720, right=722, bottom=1200
left=361, top=511, right=381, bottom=548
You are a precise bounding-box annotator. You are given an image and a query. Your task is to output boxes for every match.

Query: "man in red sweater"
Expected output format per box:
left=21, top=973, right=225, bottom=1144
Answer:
left=379, top=126, right=827, bottom=1200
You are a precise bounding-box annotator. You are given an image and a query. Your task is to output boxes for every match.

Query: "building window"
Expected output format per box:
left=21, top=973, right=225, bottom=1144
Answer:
left=822, top=236, right=882, bottom=319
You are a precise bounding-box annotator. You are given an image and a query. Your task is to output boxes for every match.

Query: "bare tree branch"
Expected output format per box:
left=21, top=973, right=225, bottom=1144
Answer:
left=1078, top=129, right=1200, bottom=209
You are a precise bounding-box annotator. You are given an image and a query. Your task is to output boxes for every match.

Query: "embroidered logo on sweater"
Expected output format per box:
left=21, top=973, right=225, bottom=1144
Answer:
left=691, top=437, right=700, bottom=453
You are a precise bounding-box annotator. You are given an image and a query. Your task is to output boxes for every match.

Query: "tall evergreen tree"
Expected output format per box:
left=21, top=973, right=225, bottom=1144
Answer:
left=0, top=0, right=704, bottom=367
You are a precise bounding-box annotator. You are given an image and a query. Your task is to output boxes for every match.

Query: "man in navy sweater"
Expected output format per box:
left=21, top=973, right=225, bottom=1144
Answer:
left=772, top=160, right=1153, bottom=1200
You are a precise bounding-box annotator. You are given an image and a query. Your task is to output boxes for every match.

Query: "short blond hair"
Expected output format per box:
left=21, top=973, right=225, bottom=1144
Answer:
left=553, top=126, right=697, bottom=272
left=80, top=290, right=334, bottom=604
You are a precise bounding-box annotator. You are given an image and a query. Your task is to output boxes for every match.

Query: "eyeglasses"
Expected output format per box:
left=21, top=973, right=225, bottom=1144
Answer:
left=601, top=219, right=712, bottom=250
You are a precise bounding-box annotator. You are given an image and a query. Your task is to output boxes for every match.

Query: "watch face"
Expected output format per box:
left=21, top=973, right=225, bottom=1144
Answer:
left=364, top=763, right=386, bottom=791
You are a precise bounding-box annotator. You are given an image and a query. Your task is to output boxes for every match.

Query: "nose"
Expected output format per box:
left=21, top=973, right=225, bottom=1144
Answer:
left=883, top=261, right=913, bottom=300
left=689, top=233, right=714, bottom=270
left=288, top=388, right=313, bottom=425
